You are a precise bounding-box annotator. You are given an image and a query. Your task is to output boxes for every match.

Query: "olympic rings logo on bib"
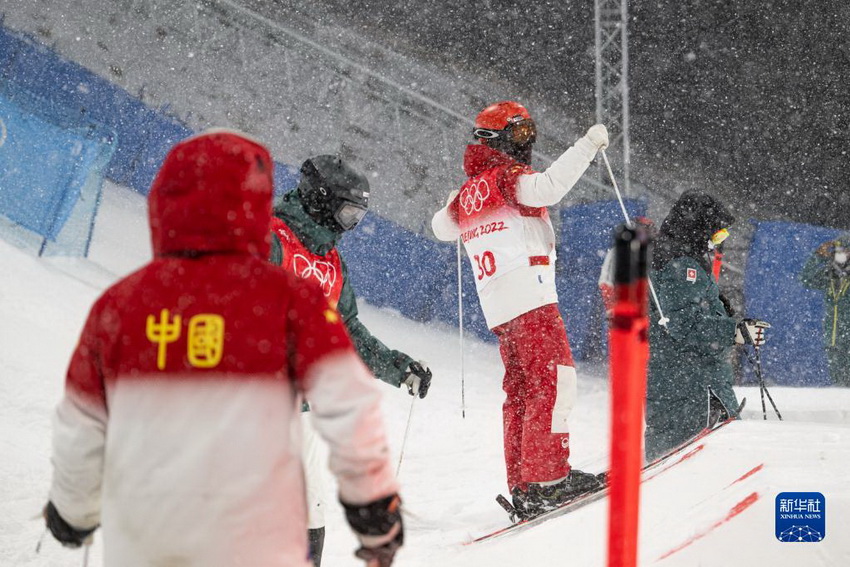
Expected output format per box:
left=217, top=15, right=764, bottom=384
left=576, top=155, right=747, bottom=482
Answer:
left=459, top=179, right=491, bottom=215
left=293, top=254, right=338, bottom=297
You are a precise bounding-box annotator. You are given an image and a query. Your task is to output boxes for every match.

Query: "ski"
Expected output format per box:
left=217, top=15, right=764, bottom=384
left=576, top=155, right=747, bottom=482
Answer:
left=475, top=483, right=611, bottom=544
left=471, top=412, right=742, bottom=544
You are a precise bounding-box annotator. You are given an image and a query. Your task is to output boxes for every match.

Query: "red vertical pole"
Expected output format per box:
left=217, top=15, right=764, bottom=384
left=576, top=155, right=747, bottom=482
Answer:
left=607, top=226, right=650, bottom=567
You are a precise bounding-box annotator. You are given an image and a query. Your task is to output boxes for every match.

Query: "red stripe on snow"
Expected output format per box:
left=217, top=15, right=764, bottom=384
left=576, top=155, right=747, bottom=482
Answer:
left=675, top=444, right=704, bottom=463
left=643, top=444, right=704, bottom=483
left=726, top=464, right=764, bottom=488
left=656, top=492, right=760, bottom=561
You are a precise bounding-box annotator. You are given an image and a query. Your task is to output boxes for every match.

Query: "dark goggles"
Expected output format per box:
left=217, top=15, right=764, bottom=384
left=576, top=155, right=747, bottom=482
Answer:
left=473, top=118, right=537, bottom=145
left=336, top=203, right=367, bottom=230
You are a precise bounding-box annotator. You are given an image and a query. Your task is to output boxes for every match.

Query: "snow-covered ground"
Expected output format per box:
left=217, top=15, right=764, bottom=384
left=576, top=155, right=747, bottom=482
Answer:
left=2, top=183, right=849, bottom=566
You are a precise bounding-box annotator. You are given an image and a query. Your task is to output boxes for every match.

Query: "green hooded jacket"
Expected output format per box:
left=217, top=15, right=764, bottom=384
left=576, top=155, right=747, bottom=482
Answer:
left=645, top=190, right=738, bottom=460
left=800, top=233, right=850, bottom=387
left=648, top=257, right=738, bottom=407
left=269, top=191, right=414, bottom=389
left=800, top=233, right=850, bottom=349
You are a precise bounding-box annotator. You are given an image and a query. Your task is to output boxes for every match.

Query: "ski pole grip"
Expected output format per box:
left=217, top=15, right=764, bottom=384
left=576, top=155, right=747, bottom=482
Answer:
left=613, top=225, right=638, bottom=286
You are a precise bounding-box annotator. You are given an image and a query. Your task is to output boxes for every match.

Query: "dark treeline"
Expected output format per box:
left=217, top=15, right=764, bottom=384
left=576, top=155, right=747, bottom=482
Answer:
left=273, top=0, right=850, bottom=228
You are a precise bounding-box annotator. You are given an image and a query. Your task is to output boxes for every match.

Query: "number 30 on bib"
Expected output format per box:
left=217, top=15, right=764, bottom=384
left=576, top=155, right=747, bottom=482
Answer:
left=474, top=251, right=497, bottom=280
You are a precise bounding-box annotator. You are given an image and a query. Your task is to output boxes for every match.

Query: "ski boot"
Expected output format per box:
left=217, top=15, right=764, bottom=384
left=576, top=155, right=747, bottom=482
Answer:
left=508, top=486, right=542, bottom=522
left=527, top=469, right=604, bottom=513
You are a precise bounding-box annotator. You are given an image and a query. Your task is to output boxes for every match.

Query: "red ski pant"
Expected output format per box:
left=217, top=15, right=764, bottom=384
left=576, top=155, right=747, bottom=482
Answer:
left=493, top=304, right=577, bottom=492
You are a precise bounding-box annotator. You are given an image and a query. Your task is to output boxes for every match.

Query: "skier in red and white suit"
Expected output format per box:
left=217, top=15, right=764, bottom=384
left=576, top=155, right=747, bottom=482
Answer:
left=432, top=101, right=609, bottom=516
left=43, top=131, right=403, bottom=567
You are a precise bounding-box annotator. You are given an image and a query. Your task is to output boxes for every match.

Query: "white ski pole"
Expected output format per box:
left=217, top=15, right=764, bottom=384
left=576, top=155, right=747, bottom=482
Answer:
left=34, top=527, right=46, bottom=553
left=600, top=150, right=669, bottom=328
left=457, top=237, right=466, bottom=418
left=396, top=396, right=416, bottom=477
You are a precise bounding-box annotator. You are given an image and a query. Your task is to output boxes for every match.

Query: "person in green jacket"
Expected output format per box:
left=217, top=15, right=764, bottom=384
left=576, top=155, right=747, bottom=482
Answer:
left=268, top=155, right=432, bottom=566
left=800, top=233, right=850, bottom=387
left=645, top=190, right=764, bottom=461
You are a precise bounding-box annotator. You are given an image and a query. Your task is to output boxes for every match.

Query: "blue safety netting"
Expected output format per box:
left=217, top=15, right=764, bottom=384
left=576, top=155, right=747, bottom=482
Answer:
left=557, top=199, right=648, bottom=361
left=742, top=220, right=842, bottom=387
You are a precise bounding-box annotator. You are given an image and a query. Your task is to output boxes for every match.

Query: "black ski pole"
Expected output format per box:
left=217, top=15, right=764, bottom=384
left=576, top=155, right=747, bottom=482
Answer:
left=755, top=347, right=782, bottom=421
left=753, top=346, right=782, bottom=421
left=757, top=353, right=767, bottom=420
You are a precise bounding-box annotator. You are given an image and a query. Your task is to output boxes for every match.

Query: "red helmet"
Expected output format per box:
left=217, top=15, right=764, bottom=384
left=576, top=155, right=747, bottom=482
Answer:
left=472, top=101, right=537, bottom=164
left=475, top=101, right=531, bottom=130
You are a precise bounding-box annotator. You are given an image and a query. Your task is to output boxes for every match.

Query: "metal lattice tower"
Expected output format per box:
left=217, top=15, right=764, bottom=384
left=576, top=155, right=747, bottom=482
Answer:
left=595, top=0, right=631, bottom=196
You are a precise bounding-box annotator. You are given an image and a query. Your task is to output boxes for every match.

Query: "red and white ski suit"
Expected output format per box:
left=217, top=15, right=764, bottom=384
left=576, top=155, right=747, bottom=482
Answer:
left=432, top=139, right=599, bottom=490
left=48, top=132, right=397, bottom=566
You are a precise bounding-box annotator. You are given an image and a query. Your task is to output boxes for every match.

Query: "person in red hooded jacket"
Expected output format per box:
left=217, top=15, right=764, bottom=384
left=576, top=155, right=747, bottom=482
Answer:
left=42, top=130, right=403, bottom=567
left=431, top=102, right=609, bottom=519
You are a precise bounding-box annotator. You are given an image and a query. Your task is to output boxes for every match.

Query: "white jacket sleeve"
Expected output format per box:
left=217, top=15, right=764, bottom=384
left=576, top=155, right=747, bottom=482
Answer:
left=304, top=352, right=398, bottom=505
left=49, top=395, right=107, bottom=530
left=431, top=204, right=461, bottom=242
left=516, top=136, right=599, bottom=207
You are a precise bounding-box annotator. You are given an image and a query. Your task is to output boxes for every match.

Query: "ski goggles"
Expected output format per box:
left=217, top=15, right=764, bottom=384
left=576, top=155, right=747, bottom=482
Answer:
left=473, top=118, right=537, bottom=145
left=711, top=228, right=730, bottom=246
left=335, top=203, right=367, bottom=231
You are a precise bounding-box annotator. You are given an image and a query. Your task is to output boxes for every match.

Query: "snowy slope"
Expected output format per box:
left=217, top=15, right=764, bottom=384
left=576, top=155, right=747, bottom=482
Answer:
left=1, top=184, right=849, bottom=566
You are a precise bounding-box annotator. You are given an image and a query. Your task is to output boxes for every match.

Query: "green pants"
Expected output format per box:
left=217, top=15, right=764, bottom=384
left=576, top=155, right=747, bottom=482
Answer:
left=826, top=344, right=850, bottom=387
left=644, top=398, right=707, bottom=462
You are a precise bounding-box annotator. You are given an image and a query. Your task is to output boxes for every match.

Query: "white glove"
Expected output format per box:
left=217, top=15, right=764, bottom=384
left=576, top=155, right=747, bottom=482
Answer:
left=403, top=361, right=432, bottom=399
left=585, top=124, right=609, bottom=151
left=735, top=319, right=771, bottom=347
left=445, top=190, right=459, bottom=206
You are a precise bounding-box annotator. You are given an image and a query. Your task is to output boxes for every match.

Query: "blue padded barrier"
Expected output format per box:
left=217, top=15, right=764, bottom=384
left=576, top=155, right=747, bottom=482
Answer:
left=557, top=199, right=647, bottom=361
left=742, top=221, right=842, bottom=386
left=338, top=212, right=493, bottom=343
left=0, top=25, right=299, bottom=200
left=0, top=27, right=186, bottom=194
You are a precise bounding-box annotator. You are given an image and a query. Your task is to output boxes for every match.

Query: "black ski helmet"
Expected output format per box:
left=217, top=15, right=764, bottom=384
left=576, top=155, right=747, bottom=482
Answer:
left=297, top=155, right=369, bottom=233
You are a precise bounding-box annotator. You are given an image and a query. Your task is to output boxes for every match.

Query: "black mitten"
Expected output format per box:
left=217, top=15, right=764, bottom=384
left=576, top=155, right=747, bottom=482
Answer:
left=342, top=494, right=403, bottom=567
left=43, top=502, right=97, bottom=548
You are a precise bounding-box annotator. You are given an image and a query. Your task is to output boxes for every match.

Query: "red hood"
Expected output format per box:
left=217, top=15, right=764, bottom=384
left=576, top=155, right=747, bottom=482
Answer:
left=463, top=143, right=518, bottom=177
left=148, top=130, right=273, bottom=258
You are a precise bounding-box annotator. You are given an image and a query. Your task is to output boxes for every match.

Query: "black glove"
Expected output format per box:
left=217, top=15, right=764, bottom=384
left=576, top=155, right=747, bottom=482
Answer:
left=43, top=501, right=97, bottom=548
left=735, top=319, right=770, bottom=347
left=342, top=494, right=403, bottom=567
left=402, top=361, right=432, bottom=399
